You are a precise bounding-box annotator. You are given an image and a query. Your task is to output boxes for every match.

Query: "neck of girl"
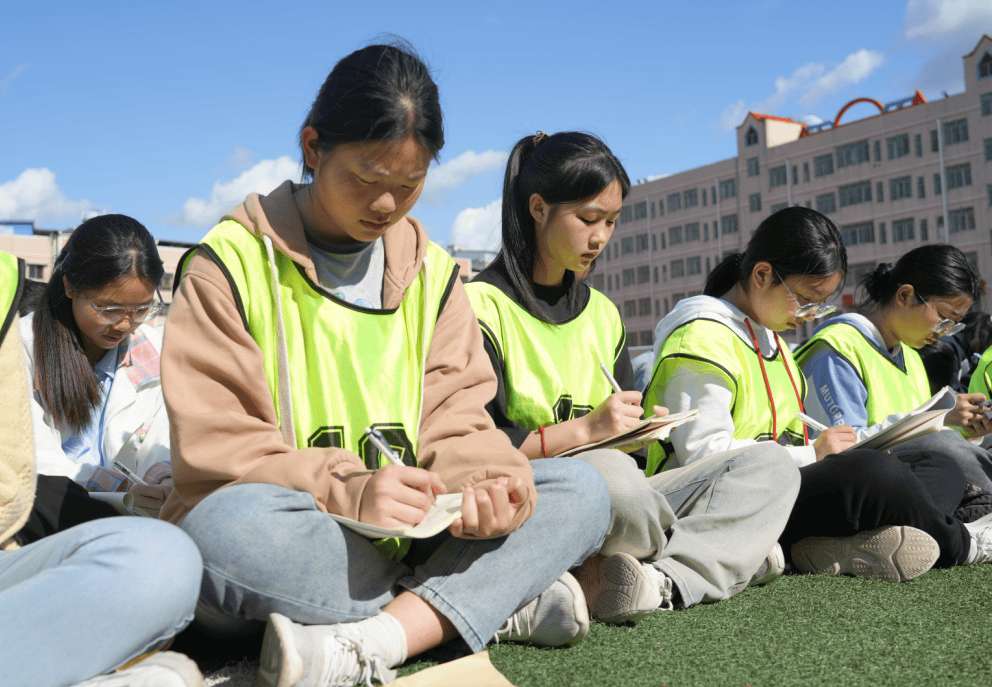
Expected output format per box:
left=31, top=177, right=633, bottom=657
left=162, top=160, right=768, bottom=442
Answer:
left=864, top=308, right=901, bottom=351
left=724, top=283, right=760, bottom=324
left=532, top=259, right=566, bottom=288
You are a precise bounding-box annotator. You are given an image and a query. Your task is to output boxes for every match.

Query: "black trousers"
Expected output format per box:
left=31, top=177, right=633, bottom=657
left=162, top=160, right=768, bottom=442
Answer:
left=781, top=449, right=971, bottom=568
left=14, top=474, right=119, bottom=546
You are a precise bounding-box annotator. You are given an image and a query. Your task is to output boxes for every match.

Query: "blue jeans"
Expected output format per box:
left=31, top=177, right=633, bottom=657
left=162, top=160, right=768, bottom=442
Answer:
left=180, top=458, right=609, bottom=653
left=0, top=517, right=202, bottom=687
left=575, top=443, right=800, bottom=607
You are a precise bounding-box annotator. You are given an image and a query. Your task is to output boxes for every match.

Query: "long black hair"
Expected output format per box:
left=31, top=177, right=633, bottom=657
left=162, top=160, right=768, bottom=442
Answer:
left=299, top=39, right=444, bottom=180
left=857, top=244, right=979, bottom=309
left=705, top=206, right=847, bottom=297
left=34, top=214, right=163, bottom=431
left=497, top=131, right=630, bottom=323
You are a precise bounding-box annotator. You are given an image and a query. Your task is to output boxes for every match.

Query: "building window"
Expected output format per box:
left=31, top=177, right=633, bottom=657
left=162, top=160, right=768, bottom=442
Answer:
left=873, top=140, right=882, bottom=162
left=27, top=264, right=45, bottom=280
left=934, top=173, right=943, bottom=196
left=943, top=119, right=969, bottom=145
left=663, top=265, right=667, bottom=281
left=803, top=162, right=810, bottom=182
left=667, top=193, right=681, bottom=213
left=634, top=201, right=648, bottom=220
left=840, top=222, right=874, bottom=246
left=836, top=140, right=870, bottom=168
left=624, top=300, right=636, bottom=318
left=640, top=330, right=653, bottom=346
left=657, top=199, right=664, bottom=217
left=887, top=134, right=910, bottom=160
left=918, top=177, right=926, bottom=199
left=623, top=268, right=635, bottom=286
left=769, top=165, right=787, bottom=189
left=651, top=233, right=657, bottom=251
left=711, top=187, right=717, bottom=205
left=931, top=130, right=939, bottom=152
left=669, top=226, right=683, bottom=245
left=613, top=244, right=618, bottom=259
left=746, top=157, right=760, bottom=177
left=839, top=181, right=872, bottom=208
left=877, top=182, right=884, bottom=203
left=771, top=202, right=788, bottom=214
left=671, top=259, right=685, bottom=278
left=816, top=193, right=837, bottom=215
left=621, top=237, right=634, bottom=255
left=813, top=153, right=834, bottom=177
left=620, top=206, right=632, bottom=223
left=890, top=176, right=912, bottom=201
left=684, top=188, right=698, bottom=208
left=685, top=256, right=700, bottom=276
left=749, top=193, right=762, bottom=213
left=703, top=223, right=709, bottom=241
left=638, top=298, right=652, bottom=317
left=591, top=274, right=605, bottom=291
left=879, top=222, right=887, bottom=244
left=636, top=233, right=649, bottom=252
left=637, top=265, right=650, bottom=283
left=946, top=163, right=972, bottom=190
left=654, top=266, right=658, bottom=283
left=661, top=234, right=666, bottom=249
left=979, top=53, right=992, bottom=79
left=914, top=133, right=923, bottom=157
left=986, top=138, right=992, bottom=162
left=792, top=166, right=799, bottom=186
left=988, top=184, right=992, bottom=207
left=702, top=189, right=707, bottom=207
left=706, top=256, right=711, bottom=273
left=720, top=214, right=739, bottom=234
left=892, top=218, right=915, bottom=242
left=719, top=178, right=737, bottom=199
left=685, top=222, right=700, bottom=242
left=949, top=207, right=976, bottom=234
left=744, top=126, right=759, bottom=147
left=921, top=218, right=928, bottom=241
left=982, top=93, right=992, bottom=116
left=650, top=201, right=656, bottom=219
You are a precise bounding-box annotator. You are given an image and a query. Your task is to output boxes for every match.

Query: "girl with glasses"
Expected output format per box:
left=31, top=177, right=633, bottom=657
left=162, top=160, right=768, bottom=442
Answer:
left=644, top=208, right=992, bottom=580
left=19, top=214, right=175, bottom=522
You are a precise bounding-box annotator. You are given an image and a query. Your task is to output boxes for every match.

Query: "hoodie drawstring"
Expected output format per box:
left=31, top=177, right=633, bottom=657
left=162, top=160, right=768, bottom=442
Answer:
left=263, top=234, right=297, bottom=449
left=743, top=318, right=808, bottom=446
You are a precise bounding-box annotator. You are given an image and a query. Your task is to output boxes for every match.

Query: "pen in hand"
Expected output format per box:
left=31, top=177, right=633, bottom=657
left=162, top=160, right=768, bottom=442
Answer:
left=600, top=363, right=623, bottom=394
left=113, top=460, right=147, bottom=486
left=796, top=412, right=829, bottom=433
left=365, top=427, right=435, bottom=503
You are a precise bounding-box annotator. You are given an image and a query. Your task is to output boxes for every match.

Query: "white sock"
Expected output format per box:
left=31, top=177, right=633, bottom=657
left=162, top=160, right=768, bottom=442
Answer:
left=965, top=532, right=979, bottom=566
left=345, top=612, right=408, bottom=668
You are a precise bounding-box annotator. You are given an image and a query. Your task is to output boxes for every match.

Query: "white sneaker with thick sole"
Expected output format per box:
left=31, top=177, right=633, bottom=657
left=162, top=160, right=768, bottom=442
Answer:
left=72, top=652, right=204, bottom=687
left=574, top=553, right=664, bottom=623
left=493, top=572, right=589, bottom=646
left=791, top=526, right=938, bottom=582
left=964, top=512, right=992, bottom=565
left=749, top=542, right=785, bottom=586
left=257, top=613, right=397, bottom=687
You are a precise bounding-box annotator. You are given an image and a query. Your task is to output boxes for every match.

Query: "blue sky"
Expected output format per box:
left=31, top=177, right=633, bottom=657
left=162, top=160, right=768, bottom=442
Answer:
left=2, top=0, right=990, bottom=250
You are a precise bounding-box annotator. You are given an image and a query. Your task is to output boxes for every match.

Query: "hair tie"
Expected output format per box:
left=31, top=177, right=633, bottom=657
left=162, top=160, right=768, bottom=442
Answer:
left=732, top=253, right=745, bottom=268
left=533, top=131, right=550, bottom=146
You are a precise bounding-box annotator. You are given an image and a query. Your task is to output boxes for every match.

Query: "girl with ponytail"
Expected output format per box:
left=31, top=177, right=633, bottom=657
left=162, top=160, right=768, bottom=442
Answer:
left=467, top=131, right=801, bottom=622
left=646, top=208, right=991, bottom=580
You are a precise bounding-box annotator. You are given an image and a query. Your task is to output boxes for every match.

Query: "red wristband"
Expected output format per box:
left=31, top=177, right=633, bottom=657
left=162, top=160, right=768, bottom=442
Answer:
left=539, top=426, right=548, bottom=458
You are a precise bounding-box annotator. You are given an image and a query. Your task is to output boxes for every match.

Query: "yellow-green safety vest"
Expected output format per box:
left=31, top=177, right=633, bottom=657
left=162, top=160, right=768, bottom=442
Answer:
left=795, top=321, right=929, bottom=425
left=180, top=220, right=459, bottom=559
left=465, top=281, right=624, bottom=431
left=0, top=251, right=23, bottom=348
left=969, top=345, right=992, bottom=398
left=643, top=318, right=807, bottom=475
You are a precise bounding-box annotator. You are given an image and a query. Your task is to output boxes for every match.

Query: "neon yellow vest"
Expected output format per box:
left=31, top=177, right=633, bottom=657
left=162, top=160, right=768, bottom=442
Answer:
left=644, top=318, right=807, bottom=475
left=969, top=345, right=992, bottom=398
left=183, top=221, right=458, bottom=558
left=465, top=281, right=623, bottom=431
left=0, top=251, right=23, bottom=347
left=795, top=321, right=929, bottom=425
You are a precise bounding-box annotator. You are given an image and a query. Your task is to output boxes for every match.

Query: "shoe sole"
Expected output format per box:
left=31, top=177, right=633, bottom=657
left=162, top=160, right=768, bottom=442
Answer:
left=553, top=572, right=591, bottom=645
left=749, top=543, right=786, bottom=587
left=257, top=613, right=302, bottom=687
left=791, top=526, right=938, bottom=582
left=589, top=553, right=660, bottom=624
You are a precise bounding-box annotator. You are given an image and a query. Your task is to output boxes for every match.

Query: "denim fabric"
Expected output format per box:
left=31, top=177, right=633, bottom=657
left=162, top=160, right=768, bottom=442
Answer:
left=0, top=517, right=202, bottom=687
left=574, top=442, right=800, bottom=607
left=181, top=457, right=609, bottom=653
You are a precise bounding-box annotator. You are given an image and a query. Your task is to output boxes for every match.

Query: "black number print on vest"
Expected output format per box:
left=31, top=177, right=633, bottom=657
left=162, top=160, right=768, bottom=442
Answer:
left=552, top=395, right=595, bottom=424
left=308, top=426, right=345, bottom=449
left=357, top=423, right=416, bottom=470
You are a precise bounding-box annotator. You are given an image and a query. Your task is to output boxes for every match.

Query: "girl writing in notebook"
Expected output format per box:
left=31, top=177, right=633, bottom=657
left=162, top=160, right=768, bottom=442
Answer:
left=160, top=43, right=610, bottom=687
left=644, top=207, right=992, bottom=580
left=466, top=131, right=800, bottom=621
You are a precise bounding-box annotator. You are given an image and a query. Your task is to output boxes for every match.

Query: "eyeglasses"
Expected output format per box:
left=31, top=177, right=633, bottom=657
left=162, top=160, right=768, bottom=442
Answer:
left=916, top=294, right=966, bottom=337
left=776, top=273, right=836, bottom=319
left=79, top=291, right=166, bottom=325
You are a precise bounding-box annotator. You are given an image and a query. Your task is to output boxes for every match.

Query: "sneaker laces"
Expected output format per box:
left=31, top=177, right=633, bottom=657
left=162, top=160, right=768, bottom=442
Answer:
left=658, top=575, right=674, bottom=612
left=316, top=633, right=394, bottom=687
left=972, top=522, right=992, bottom=565
left=493, top=604, right=532, bottom=644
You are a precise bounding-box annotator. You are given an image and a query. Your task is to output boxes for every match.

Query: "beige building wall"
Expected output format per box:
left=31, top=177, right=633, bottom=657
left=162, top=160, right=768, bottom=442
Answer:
left=599, top=34, right=992, bottom=349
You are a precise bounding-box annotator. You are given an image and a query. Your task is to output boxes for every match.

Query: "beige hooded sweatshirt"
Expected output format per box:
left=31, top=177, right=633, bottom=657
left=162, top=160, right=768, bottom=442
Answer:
left=160, top=182, right=536, bottom=531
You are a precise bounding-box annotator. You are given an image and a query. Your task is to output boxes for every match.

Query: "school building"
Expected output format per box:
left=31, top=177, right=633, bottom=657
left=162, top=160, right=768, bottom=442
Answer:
left=599, top=34, right=992, bottom=349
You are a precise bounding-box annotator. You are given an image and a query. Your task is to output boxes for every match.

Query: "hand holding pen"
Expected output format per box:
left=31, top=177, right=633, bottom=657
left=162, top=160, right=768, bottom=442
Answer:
left=358, top=427, right=445, bottom=530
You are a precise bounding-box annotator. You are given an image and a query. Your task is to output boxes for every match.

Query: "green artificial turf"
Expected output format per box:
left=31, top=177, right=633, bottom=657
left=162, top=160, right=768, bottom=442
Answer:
left=398, top=565, right=992, bottom=687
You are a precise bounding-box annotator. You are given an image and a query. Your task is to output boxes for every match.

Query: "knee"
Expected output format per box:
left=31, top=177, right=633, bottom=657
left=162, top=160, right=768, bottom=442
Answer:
left=180, top=483, right=310, bottom=549
left=534, top=457, right=611, bottom=533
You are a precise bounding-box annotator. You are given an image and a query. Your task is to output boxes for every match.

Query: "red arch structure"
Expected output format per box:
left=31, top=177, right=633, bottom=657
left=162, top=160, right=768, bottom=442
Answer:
left=832, top=97, right=885, bottom=128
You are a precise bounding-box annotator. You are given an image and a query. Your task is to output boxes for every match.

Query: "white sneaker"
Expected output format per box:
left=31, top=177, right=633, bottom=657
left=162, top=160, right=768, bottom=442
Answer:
left=72, top=652, right=204, bottom=687
left=964, top=512, right=992, bottom=565
left=574, top=553, right=666, bottom=623
left=791, top=526, right=938, bottom=582
left=493, top=572, right=589, bottom=647
left=257, top=613, right=397, bottom=687
left=749, top=542, right=785, bottom=586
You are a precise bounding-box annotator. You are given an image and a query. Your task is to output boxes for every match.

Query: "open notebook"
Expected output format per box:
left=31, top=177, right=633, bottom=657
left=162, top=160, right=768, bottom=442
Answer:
left=328, top=492, right=464, bottom=539
left=556, top=409, right=701, bottom=457
left=847, top=386, right=956, bottom=451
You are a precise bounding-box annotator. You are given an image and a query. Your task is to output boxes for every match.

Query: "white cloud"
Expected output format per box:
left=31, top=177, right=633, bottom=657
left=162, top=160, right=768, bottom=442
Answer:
left=421, top=150, right=507, bottom=206
left=802, top=114, right=825, bottom=125
left=905, top=0, right=992, bottom=40
left=715, top=99, right=747, bottom=134
left=448, top=199, right=501, bottom=252
left=177, top=156, right=301, bottom=227
left=0, top=64, right=28, bottom=97
left=799, top=49, right=884, bottom=109
left=755, top=63, right=826, bottom=113
left=0, top=168, right=99, bottom=223
left=225, top=146, right=256, bottom=173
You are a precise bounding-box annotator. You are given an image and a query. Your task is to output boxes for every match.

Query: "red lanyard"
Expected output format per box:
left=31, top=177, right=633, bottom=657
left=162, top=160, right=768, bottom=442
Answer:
left=743, top=318, right=809, bottom=446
